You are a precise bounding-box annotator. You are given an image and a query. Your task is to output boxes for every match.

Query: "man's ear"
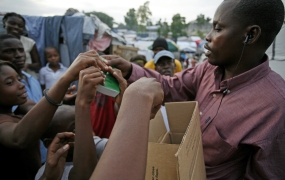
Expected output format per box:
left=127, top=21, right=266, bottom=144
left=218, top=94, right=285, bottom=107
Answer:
left=245, top=25, right=261, bottom=44
left=43, top=138, right=53, bottom=148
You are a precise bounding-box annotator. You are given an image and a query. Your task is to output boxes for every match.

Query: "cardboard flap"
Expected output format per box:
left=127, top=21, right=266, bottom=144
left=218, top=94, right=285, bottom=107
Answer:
left=175, top=102, right=206, bottom=180
left=146, top=143, right=180, bottom=180
left=165, top=102, right=197, bottom=133
left=148, top=110, right=167, bottom=143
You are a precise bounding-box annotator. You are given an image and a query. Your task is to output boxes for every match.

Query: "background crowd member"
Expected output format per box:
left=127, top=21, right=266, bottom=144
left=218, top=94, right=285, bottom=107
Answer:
left=154, top=50, right=176, bottom=77
left=90, top=78, right=163, bottom=180
left=0, top=34, right=42, bottom=103
left=39, top=46, right=67, bottom=90
left=0, top=34, right=47, bottom=163
left=144, top=37, right=182, bottom=73
left=99, top=0, right=285, bottom=178
left=0, top=50, right=105, bottom=179
left=2, top=12, right=42, bottom=78
left=90, top=68, right=127, bottom=138
left=130, top=54, right=147, bottom=67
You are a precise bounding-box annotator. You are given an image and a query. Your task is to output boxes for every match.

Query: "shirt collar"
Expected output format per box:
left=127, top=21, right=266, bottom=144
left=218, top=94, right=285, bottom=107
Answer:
left=21, top=70, right=32, bottom=78
left=214, top=55, right=271, bottom=93
left=46, top=63, right=64, bottom=70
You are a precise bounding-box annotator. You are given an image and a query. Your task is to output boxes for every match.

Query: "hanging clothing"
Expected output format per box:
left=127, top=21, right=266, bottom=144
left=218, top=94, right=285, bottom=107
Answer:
left=22, top=16, right=45, bottom=66
left=61, top=16, right=84, bottom=65
left=44, top=16, right=64, bottom=52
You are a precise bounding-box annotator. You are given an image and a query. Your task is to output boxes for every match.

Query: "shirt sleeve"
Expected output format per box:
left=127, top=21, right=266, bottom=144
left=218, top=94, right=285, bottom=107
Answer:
left=93, top=136, right=108, bottom=159
left=244, top=131, right=285, bottom=179
left=128, top=62, right=208, bottom=103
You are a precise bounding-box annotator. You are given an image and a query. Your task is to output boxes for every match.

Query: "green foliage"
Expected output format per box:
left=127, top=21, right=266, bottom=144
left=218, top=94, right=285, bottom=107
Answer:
left=197, top=30, right=205, bottom=39
left=170, top=14, right=187, bottom=39
left=124, top=8, right=138, bottom=30
left=137, top=1, right=152, bottom=28
left=196, top=14, right=211, bottom=25
left=84, top=11, right=114, bottom=28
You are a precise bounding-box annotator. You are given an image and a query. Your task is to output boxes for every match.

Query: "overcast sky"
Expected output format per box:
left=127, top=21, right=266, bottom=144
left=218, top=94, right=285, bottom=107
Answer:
left=1, top=0, right=222, bottom=24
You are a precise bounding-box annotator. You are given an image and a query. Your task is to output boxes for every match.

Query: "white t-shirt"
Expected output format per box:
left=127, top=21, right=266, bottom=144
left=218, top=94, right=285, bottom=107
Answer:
left=39, top=63, right=68, bottom=89
left=20, top=35, right=38, bottom=78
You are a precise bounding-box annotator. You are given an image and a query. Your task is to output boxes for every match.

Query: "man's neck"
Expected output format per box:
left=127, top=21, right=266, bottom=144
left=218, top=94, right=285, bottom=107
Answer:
left=222, top=53, right=266, bottom=80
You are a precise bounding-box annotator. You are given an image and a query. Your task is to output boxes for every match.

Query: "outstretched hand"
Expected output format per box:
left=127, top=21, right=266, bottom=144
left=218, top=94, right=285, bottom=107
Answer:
left=40, top=132, right=75, bottom=180
left=125, top=77, right=164, bottom=119
left=111, top=68, right=128, bottom=106
left=76, top=66, right=105, bottom=105
left=101, top=55, right=132, bottom=78
left=64, top=50, right=109, bottom=83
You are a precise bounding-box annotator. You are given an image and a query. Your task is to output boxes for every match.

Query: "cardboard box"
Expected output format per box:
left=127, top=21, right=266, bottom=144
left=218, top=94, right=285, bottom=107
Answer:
left=145, top=101, right=206, bottom=180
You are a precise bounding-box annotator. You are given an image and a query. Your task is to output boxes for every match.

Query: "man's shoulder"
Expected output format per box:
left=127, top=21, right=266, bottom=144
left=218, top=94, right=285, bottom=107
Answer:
left=265, top=70, right=285, bottom=101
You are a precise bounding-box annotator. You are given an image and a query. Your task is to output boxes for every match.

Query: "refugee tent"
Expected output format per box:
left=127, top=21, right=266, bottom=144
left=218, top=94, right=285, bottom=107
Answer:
left=0, top=11, right=127, bottom=68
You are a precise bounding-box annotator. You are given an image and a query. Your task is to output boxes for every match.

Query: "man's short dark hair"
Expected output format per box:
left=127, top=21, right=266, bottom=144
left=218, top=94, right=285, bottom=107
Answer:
left=229, top=0, right=284, bottom=48
left=0, top=34, right=18, bottom=44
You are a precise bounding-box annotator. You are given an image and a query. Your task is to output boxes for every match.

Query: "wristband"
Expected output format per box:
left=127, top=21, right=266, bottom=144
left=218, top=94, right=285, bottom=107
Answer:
left=43, top=89, right=63, bottom=106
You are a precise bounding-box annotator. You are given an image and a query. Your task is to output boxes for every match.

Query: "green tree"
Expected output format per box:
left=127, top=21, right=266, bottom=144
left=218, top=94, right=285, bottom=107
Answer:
left=137, top=1, right=152, bottom=32
left=196, top=14, right=211, bottom=25
left=170, top=14, right=188, bottom=39
left=84, top=11, right=114, bottom=28
left=124, top=8, right=138, bottom=30
left=156, top=19, right=170, bottom=38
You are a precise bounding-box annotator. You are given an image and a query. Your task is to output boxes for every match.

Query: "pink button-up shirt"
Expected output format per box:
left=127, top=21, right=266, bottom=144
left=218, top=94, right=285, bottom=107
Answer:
left=129, top=57, right=285, bottom=179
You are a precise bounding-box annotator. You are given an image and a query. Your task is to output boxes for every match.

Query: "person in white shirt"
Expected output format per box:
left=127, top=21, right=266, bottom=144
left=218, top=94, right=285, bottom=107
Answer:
left=39, top=47, right=68, bottom=90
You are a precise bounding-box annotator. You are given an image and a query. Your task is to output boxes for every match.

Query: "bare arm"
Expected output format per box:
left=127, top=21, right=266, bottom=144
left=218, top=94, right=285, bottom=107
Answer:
left=69, top=67, right=104, bottom=180
left=0, top=50, right=107, bottom=149
left=91, top=77, right=163, bottom=180
left=14, top=99, right=36, bottom=115
left=26, top=44, right=42, bottom=71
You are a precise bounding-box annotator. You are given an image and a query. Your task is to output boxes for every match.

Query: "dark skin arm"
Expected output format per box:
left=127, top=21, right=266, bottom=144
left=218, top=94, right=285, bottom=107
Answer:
left=0, top=50, right=108, bottom=149
left=90, top=78, right=164, bottom=180
left=14, top=99, right=36, bottom=115
left=69, top=67, right=105, bottom=180
left=24, top=44, right=42, bottom=72
left=39, top=132, right=75, bottom=180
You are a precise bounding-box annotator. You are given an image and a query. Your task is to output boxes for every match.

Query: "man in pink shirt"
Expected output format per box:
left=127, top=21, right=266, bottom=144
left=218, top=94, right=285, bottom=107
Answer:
left=101, top=0, right=285, bottom=179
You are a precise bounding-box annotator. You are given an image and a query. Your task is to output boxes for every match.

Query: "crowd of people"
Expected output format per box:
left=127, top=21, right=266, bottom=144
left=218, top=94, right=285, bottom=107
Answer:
left=0, top=0, right=285, bottom=179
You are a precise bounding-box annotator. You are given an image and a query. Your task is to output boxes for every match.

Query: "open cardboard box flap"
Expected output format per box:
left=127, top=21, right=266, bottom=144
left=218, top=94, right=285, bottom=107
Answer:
left=146, top=101, right=206, bottom=180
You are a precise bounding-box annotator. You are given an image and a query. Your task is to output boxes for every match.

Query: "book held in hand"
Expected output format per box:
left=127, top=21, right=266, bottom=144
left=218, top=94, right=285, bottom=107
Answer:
left=96, top=71, right=120, bottom=97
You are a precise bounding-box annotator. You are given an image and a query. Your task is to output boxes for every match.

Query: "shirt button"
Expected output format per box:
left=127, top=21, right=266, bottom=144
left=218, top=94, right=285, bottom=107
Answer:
left=200, top=112, right=203, bottom=116
left=212, top=94, right=216, bottom=98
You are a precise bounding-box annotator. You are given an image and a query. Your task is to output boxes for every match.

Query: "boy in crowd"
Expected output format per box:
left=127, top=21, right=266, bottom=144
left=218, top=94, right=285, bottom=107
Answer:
left=100, top=0, right=285, bottom=178
left=144, top=37, right=182, bottom=73
left=39, top=46, right=68, bottom=90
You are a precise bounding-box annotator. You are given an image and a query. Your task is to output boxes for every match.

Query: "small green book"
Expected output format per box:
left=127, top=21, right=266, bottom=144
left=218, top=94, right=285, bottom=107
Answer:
left=96, top=71, right=120, bottom=97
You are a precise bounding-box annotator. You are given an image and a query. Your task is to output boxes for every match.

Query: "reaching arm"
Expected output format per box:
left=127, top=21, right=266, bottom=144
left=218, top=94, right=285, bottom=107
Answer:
left=14, top=99, right=36, bottom=115
left=0, top=50, right=107, bottom=149
left=90, top=77, right=164, bottom=180
left=69, top=67, right=105, bottom=180
left=39, top=132, right=74, bottom=180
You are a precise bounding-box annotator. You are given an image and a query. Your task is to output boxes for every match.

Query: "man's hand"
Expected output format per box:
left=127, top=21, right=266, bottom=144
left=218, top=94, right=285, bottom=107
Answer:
left=101, top=55, right=132, bottom=78
left=125, top=77, right=164, bottom=119
left=63, top=50, right=109, bottom=83
left=111, top=68, right=128, bottom=106
left=40, top=132, right=75, bottom=180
